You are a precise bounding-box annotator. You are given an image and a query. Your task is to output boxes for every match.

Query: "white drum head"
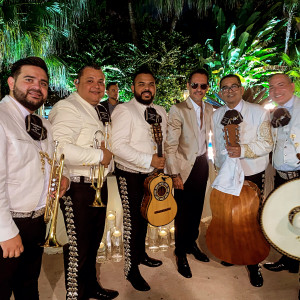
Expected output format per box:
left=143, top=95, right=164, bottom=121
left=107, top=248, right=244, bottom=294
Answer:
left=261, top=178, right=300, bottom=261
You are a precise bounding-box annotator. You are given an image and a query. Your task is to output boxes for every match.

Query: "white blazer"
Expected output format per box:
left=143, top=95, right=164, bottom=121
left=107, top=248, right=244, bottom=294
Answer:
left=111, top=98, right=167, bottom=173
left=0, top=96, right=54, bottom=242
left=49, top=92, right=111, bottom=177
left=213, top=100, right=273, bottom=176
left=272, top=96, right=300, bottom=169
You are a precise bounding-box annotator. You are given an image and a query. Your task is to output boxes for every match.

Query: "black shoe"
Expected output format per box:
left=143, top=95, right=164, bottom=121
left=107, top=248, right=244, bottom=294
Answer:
left=221, top=261, right=234, bottom=267
left=176, top=255, right=192, bottom=278
left=247, top=265, right=263, bottom=288
left=263, top=257, right=299, bottom=273
left=141, top=254, right=162, bottom=267
left=186, top=245, right=210, bottom=262
left=127, top=267, right=150, bottom=291
left=87, top=286, right=119, bottom=300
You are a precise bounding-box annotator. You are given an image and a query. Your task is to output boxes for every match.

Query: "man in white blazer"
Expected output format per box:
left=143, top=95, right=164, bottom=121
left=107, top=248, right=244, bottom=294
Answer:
left=165, top=69, right=213, bottom=279
left=48, top=65, right=118, bottom=300
left=111, top=68, right=167, bottom=292
left=263, top=73, right=300, bottom=274
left=212, top=74, right=273, bottom=287
left=0, top=57, right=68, bottom=300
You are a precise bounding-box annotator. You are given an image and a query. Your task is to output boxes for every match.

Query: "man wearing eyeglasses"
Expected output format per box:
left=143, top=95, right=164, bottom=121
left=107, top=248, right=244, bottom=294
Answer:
left=212, top=74, right=273, bottom=287
left=165, top=69, right=213, bottom=278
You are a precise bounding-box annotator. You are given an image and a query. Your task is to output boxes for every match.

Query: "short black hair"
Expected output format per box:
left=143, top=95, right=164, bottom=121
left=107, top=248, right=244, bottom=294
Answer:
left=106, top=82, right=118, bottom=90
left=220, top=74, right=242, bottom=87
left=76, top=64, right=102, bottom=80
left=10, top=57, right=49, bottom=80
left=132, top=66, right=155, bottom=85
left=188, top=69, right=209, bottom=84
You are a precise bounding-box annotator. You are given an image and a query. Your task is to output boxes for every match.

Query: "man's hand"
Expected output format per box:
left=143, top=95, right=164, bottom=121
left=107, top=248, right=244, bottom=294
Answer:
left=59, top=175, right=69, bottom=198
left=151, top=154, right=165, bottom=169
left=100, top=141, right=113, bottom=168
left=226, top=145, right=241, bottom=158
left=172, top=175, right=184, bottom=190
left=0, top=234, right=24, bottom=258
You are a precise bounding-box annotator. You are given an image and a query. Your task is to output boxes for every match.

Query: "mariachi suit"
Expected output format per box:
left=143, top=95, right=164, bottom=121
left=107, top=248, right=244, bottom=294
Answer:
left=0, top=96, right=53, bottom=300
left=270, top=95, right=300, bottom=270
left=213, top=100, right=273, bottom=182
left=165, top=97, right=213, bottom=256
left=111, top=98, right=167, bottom=277
left=49, top=92, right=110, bottom=300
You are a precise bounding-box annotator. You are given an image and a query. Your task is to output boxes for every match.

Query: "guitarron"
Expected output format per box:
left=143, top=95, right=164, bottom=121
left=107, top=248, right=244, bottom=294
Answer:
left=206, top=110, right=270, bottom=265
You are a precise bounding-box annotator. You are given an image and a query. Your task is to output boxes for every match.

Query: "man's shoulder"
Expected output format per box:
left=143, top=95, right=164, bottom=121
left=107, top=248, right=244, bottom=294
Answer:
left=244, top=100, right=267, bottom=114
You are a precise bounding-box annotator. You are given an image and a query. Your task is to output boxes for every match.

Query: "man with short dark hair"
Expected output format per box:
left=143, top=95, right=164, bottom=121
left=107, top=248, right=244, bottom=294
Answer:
left=49, top=64, right=118, bottom=300
left=0, top=57, right=68, bottom=300
left=165, top=69, right=213, bottom=278
left=263, top=73, right=300, bottom=274
left=96, top=82, right=120, bottom=123
left=212, top=73, right=273, bottom=287
left=111, top=68, right=167, bottom=292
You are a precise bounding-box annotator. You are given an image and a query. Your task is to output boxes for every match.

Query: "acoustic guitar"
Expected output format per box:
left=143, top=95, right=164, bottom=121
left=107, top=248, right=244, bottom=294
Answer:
left=206, top=110, right=270, bottom=265
left=141, top=107, right=177, bottom=227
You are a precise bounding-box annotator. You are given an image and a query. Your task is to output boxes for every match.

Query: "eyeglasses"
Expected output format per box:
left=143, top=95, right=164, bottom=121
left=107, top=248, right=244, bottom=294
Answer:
left=221, top=84, right=241, bottom=93
left=190, top=83, right=209, bottom=90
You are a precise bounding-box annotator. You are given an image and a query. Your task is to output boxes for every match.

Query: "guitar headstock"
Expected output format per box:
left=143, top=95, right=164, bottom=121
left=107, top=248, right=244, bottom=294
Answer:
left=221, top=110, right=242, bottom=147
left=145, top=107, right=163, bottom=146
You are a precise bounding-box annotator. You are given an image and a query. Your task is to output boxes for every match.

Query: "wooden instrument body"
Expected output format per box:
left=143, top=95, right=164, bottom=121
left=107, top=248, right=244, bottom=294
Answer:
left=206, top=181, right=270, bottom=265
left=141, top=173, right=177, bottom=226
left=141, top=107, right=177, bottom=227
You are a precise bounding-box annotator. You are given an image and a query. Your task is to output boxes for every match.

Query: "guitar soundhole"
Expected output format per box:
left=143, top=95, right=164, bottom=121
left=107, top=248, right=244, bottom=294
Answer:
left=154, top=182, right=170, bottom=201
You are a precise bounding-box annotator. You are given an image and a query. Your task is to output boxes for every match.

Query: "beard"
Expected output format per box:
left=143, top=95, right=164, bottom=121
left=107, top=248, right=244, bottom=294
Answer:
left=13, top=86, right=46, bottom=112
left=134, top=90, right=154, bottom=106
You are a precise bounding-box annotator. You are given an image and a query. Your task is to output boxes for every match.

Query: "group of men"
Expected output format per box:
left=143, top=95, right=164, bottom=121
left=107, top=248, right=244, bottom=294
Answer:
left=0, top=56, right=298, bottom=300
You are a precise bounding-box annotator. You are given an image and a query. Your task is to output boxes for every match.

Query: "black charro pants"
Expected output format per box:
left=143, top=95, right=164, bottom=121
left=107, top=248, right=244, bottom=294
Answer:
left=60, top=180, right=107, bottom=300
left=174, top=154, right=209, bottom=256
left=115, top=167, right=148, bottom=278
left=0, top=215, right=46, bottom=300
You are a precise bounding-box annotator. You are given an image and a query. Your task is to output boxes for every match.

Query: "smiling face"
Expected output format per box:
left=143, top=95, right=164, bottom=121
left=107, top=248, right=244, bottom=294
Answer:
left=131, top=73, right=156, bottom=105
left=187, top=73, right=209, bottom=104
left=219, top=76, right=244, bottom=109
left=75, top=67, right=105, bottom=106
left=7, top=65, right=49, bottom=113
left=269, top=74, right=295, bottom=106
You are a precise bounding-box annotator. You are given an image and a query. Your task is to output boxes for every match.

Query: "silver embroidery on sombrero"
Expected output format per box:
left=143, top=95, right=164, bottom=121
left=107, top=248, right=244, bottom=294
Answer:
left=119, top=176, right=131, bottom=278
left=63, top=195, right=79, bottom=300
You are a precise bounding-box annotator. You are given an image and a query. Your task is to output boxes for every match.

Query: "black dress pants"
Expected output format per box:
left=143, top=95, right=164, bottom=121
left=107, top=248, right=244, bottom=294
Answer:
left=0, top=215, right=46, bottom=300
left=115, top=167, right=148, bottom=277
left=60, top=180, right=107, bottom=300
left=174, top=154, right=209, bottom=256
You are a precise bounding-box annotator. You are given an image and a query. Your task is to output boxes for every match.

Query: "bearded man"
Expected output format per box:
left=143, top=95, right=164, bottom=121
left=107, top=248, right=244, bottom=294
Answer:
left=111, top=67, right=167, bottom=292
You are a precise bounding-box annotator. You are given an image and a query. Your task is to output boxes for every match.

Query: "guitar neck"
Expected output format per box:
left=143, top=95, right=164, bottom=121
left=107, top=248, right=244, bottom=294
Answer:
left=157, top=144, right=163, bottom=158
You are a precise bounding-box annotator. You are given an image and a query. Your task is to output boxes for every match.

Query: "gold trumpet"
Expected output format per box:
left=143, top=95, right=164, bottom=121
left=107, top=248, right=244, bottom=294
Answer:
left=42, top=140, right=65, bottom=248
left=90, top=122, right=109, bottom=207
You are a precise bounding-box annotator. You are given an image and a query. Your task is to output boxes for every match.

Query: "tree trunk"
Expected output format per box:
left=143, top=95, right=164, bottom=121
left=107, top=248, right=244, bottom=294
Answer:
left=170, top=14, right=179, bottom=33
left=128, top=0, right=138, bottom=46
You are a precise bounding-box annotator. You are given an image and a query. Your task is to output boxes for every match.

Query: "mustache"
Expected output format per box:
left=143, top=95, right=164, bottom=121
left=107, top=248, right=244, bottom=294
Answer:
left=27, top=88, right=43, bottom=96
left=141, top=90, right=152, bottom=96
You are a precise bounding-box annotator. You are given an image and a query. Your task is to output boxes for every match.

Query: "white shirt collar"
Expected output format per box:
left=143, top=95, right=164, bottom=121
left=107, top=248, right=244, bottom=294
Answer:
left=189, top=96, right=205, bottom=111
left=225, top=99, right=243, bottom=112
left=280, top=95, right=295, bottom=109
left=9, top=95, right=31, bottom=118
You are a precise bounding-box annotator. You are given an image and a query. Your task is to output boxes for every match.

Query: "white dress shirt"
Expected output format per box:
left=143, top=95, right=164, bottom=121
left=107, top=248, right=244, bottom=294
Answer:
left=190, top=97, right=206, bottom=156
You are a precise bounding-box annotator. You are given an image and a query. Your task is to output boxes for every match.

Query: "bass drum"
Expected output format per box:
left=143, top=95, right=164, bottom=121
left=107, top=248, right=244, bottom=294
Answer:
left=261, top=178, right=300, bottom=261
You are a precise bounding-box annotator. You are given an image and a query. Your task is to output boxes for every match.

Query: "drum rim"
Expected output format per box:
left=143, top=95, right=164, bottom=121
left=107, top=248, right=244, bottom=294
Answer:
left=260, top=178, right=300, bottom=261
